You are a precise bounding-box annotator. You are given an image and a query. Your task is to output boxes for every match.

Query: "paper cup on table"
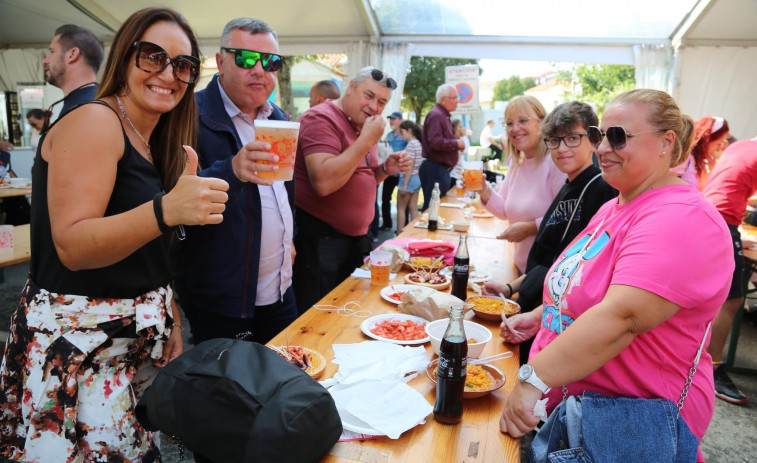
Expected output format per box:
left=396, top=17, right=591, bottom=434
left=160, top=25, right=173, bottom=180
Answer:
left=370, top=250, right=392, bottom=285
left=463, top=160, right=484, bottom=191
left=0, top=225, right=13, bottom=252
left=253, top=120, right=300, bottom=181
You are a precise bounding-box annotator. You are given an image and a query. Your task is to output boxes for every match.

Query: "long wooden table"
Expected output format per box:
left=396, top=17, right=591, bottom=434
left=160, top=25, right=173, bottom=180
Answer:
left=0, top=186, right=32, bottom=199
left=270, top=195, right=522, bottom=463
left=0, top=224, right=31, bottom=268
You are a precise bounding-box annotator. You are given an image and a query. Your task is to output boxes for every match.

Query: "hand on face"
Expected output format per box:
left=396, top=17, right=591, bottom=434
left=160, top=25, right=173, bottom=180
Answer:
left=361, top=115, right=386, bottom=145
left=231, top=140, right=280, bottom=185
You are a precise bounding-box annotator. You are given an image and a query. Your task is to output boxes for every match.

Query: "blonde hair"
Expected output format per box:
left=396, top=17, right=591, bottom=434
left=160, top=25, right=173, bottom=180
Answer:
left=504, top=95, right=548, bottom=171
left=606, top=89, right=694, bottom=168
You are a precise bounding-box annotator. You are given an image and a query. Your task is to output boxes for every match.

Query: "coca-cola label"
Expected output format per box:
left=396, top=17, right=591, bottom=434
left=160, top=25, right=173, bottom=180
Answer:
left=438, top=352, right=467, bottom=380
left=453, top=263, right=469, bottom=273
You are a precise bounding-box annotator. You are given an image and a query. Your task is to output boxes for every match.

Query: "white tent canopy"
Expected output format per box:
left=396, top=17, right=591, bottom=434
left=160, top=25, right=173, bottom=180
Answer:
left=1, top=0, right=756, bottom=138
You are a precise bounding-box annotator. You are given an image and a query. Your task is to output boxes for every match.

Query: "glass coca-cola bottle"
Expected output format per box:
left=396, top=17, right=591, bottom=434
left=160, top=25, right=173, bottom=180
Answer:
left=433, top=305, right=467, bottom=424
left=450, top=234, right=469, bottom=302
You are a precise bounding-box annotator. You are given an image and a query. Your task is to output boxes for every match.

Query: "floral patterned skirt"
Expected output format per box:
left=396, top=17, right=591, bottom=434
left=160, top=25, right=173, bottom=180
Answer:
left=0, top=280, right=175, bottom=462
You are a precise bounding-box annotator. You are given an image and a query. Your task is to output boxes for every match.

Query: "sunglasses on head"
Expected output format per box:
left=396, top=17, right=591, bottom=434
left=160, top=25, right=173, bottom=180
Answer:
left=133, top=41, right=200, bottom=84
left=221, top=47, right=282, bottom=72
left=587, top=126, right=666, bottom=150
left=370, top=68, right=397, bottom=90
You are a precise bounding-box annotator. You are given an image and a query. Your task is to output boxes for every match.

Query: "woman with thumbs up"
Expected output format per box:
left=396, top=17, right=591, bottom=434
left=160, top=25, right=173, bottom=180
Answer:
left=0, top=8, right=228, bottom=462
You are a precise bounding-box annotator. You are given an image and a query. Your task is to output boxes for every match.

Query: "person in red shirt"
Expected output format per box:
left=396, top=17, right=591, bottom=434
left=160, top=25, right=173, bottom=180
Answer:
left=293, top=67, right=411, bottom=313
left=702, top=137, right=757, bottom=405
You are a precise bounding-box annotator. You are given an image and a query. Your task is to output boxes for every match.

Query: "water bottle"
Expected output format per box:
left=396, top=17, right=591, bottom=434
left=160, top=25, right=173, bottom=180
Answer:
left=428, top=182, right=440, bottom=231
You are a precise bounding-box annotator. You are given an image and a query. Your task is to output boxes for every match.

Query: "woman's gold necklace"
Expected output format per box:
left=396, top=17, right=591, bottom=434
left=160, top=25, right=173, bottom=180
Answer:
left=115, top=94, right=152, bottom=162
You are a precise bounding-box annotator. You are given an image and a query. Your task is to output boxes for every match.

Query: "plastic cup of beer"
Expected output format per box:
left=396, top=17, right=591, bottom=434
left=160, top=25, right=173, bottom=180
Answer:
left=253, top=120, right=301, bottom=181
left=463, top=161, right=484, bottom=191
left=370, top=250, right=392, bottom=285
left=0, top=225, right=13, bottom=252
left=456, top=180, right=465, bottom=197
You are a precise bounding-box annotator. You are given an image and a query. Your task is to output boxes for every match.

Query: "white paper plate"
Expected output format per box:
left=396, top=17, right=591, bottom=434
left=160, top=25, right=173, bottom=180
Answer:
left=440, top=266, right=492, bottom=283
left=471, top=211, right=494, bottom=218
left=379, top=284, right=435, bottom=305
left=360, top=314, right=430, bottom=344
left=339, top=410, right=383, bottom=436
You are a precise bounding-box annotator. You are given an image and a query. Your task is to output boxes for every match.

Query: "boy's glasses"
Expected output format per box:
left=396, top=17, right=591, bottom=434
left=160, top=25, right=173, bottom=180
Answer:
left=544, top=133, right=588, bottom=150
left=221, top=47, right=283, bottom=72
left=133, top=41, right=200, bottom=84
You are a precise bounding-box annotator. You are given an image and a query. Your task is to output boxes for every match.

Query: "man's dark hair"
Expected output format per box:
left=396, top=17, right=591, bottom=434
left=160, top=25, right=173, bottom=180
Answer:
left=26, top=108, right=46, bottom=120
left=54, top=24, right=105, bottom=73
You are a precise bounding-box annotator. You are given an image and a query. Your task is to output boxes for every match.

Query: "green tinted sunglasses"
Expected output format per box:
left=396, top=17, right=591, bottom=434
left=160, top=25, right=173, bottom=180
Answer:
left=221, top=47, right=282, bottom=72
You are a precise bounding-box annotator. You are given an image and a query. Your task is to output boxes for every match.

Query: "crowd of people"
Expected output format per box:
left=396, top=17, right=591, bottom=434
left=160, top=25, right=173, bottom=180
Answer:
left=0, top=7, right=752, bottom=462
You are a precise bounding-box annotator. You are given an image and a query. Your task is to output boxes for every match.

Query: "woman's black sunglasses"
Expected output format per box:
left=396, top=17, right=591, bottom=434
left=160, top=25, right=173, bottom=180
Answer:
left=370, top=68, right=397, bottom=90
left=221, top=47, right=283, bottom=72
left=133, top=41, right=200, bottom=84
left=587, top=126, right=666, bottom=150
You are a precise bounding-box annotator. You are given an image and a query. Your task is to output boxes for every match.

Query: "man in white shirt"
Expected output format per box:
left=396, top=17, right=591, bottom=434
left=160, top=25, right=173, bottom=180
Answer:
left=170, top=18, right=296, bottom=346
left=479, top=119, right=504, bottom=161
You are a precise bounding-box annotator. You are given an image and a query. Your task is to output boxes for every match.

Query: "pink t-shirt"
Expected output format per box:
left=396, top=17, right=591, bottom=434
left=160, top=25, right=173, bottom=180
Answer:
left=703, top=139, right=757, bottom=226
left=530, top=185, right=732, bottom=458
left=295, top=101, right=378, bottom=236
left=484, top=156, right=566, bottom=272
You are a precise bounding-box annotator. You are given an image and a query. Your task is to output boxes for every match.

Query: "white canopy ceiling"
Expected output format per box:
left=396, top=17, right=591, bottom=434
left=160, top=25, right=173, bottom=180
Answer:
left=1, top=0, right=756, bottom=137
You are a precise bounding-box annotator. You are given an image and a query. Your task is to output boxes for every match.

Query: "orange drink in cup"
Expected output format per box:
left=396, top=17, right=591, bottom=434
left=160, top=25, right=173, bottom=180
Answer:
left=370, top=250, right=392, bottom=285
left=463, top=161, right=484, bottom=191
left=253, top=120, right=300, bottom=181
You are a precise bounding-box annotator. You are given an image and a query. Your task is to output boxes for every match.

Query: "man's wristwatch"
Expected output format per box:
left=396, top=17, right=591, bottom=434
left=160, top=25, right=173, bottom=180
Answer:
left=517, top=364, right=551, bottom=394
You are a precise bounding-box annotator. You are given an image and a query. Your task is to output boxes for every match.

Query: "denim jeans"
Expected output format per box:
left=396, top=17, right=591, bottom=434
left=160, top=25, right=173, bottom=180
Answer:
left=528, top=392, right=698, bottom=463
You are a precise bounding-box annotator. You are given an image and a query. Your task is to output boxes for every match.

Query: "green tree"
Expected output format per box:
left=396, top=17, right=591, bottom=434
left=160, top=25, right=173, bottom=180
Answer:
left=276, top=54, right=319, bottom=117
left=491, top=76, right=537, bottom=106
left=401, top=56, right=478, bottom=123
left=570, top=64, right=635, bottom=116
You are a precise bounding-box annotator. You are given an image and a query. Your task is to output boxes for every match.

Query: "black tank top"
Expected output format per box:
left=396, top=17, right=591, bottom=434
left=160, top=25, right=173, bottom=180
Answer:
left=30, top=100, right=172, bottom=298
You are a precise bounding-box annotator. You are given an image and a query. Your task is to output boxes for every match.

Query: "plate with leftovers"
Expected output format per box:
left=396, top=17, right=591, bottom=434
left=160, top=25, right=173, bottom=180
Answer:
left=404, top=270, right=451, bottom=290
left=439, top=266, right=491, bottom=283
left=426, top=359, right=506, bottom=399
left=269, top=345, right=327, bottom=378
left=471, top=209, right=494, bottom=218
left=360, top=314, right=430, bottom=344
left=466, top=296, right=521, bottom=321
left=380, top=284, right=435, bottom=305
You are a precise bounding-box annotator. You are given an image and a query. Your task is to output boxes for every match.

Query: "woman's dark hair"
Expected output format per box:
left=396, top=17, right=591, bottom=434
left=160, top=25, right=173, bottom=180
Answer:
left=96, top=7, right=200, bottom=190
left=541, top=101, right=598, bottom=137
left=399, top=120, right=421, bottom=140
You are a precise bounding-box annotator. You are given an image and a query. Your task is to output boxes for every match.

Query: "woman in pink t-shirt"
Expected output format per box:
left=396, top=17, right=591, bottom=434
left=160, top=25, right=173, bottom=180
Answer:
left=466, top=96, right=566, bottom=273
left=499, top=90, right=733, bottom=462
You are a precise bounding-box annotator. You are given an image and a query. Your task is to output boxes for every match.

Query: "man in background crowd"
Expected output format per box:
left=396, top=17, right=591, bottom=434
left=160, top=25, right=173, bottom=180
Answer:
left=380, top=111, right=408, bottom=230
left=419, top=83, right=465, bottom=210
left=309, top=80, right=340, bottom=108
left=42, top=24, right=103, bottom=127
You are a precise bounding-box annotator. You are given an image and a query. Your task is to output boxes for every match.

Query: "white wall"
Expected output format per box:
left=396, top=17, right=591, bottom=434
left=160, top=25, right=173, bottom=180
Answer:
left=674, top=46, right=757, bottom=140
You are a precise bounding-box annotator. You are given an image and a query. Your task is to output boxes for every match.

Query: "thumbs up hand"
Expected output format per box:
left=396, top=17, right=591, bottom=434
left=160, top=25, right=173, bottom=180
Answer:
left=161, top=145, right=229, bottom=227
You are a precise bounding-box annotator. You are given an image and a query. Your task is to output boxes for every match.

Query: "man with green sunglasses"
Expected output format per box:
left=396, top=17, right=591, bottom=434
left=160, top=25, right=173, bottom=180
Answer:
left=170, top=19, right=298, bottom=415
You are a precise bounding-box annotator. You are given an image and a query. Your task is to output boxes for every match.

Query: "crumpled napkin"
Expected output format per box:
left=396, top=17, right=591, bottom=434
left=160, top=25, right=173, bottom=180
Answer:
left=324, top=341, right=429, bottom=386
left=350, top=268, right=397, bottom=280
left=319, top=341, right=433, bottom=438
left=534, top=397, right=549, bottom=423
left=440, top=202, right=464, bottom=208
left=329, top=380, right=433, bottom=439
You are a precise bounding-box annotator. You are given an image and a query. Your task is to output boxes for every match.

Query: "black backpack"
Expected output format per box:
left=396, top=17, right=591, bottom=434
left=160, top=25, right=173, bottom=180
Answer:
left=136, top=338, right=342, bottom=463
